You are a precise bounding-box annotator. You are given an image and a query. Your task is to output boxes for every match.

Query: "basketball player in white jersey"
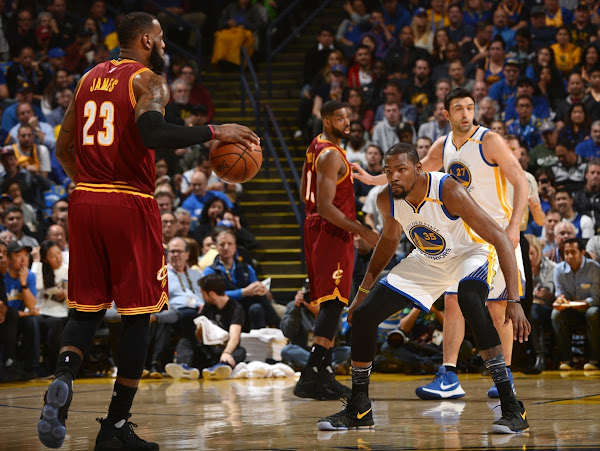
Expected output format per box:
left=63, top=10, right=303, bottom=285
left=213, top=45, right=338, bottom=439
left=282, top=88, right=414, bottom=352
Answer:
left=353, top=88, right=529, bottom=399
left=317, top=143, right=530, bottom=434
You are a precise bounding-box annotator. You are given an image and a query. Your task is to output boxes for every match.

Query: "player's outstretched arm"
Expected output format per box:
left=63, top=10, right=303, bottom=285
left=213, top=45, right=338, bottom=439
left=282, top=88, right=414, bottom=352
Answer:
left=419, top=135, right=445, bottom=172
left=442, top=176, right=531, bottom=342
left=351, top=163, right=387, bottom=186
left=348, top=188, right=401, bottom=324
left=134, top=71, right=259, bottom=150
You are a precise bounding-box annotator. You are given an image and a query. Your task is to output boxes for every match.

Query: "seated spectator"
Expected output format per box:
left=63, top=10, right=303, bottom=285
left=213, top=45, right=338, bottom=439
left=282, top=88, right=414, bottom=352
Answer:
left=31, top=240, right=68, bottom=375
left=411, top=8, right=433, bottom=52
left=385, top=25, right=429, bottom=81
left=461, top=21, right=493, bottom=74
left=0, top=239, right=21, bottom=381
left=488, top=57, right=520, bottom=112
left=506, top=95, right=543, bottom=150
left=419, top=78, right=451, bottom=125
left=203, top=229, right=279, bottom=331
left=551, top=26, right=581, bottom=78
left=573, top=159, right=600, bottom=234
left=64, top=27, right=95, bottom=77
left=0, top=147, right=52, bottom=210
left=155, top=190, right=174, bottom=215
left=555, top=188, right=595, bottom=239
left=445, top=3, right=474, bottom=47
left=575, top=122, right=600, bottom=161
left=6, top=46, right=50, bottom=98
left=587, top=234, right=600, bottom=262
left=181, top=171, right=234, bottom=223
left=309, top=64, right=348, bottom=139
left=174, top=207, right=192, bottom=238
left=177, top=63, right=214, bottom=122
left=415, top=136, right=432, bottom=160
left=344, top=88, right=374, bottom=132
left=45, top=88, right=73, bottom=129
left=8, top=124, right=52, bottom=178
left=3, top=205, right=39, bottom=248
left=372, top=79, right=417, bottom=127
left=4, top=241, right=39, bottom=379
left=508, top=28, right=535, bottom=71
left=529, top=6, right=557, bottom=51
left=490, top=120, right=507, bottom=138
left=504, top=77, right=550, bottom=125
left=340, top=121, right=371, bottom=167
left=280, top=280, right=350, bottom=373
left=165, top=78, right=194, bottom=126
left=541, top=208, right=561, bottom=254
left=476, top=96, right=500, bottom=129
left=45, top=224, right=68, bottom=265
left=363, top=9, right=394, bottom=59
left=559, top=103, right=590, bottom=145
left=549, top=221, right=577, bottom=263
left=193, top=196, right=226, bottom=242
left=167, top=273, right=246, bottom=380
left=552, top=238, right=600, bottom=370
left=530, top=123, right=559, bottom=171
left=372, top=101, right=401, bottom=152
left=1, top=83, right=47, bottom=133
left=211, top=0, right=266, bottom=67
left=220, top=210, right=257, bottom=253
left=492, top=7, right=516, bottom=50
left=430, top=28, right=452, bottom=68
left=475, top=36, right=507, bottom=88
left=526, top=234, right=556, bottom=372
left=553, top=73, right=590, bottom=128
left=335, top=0, right=369, bottom=60
left=553, top=138, right=588, bottom=193
left=180, top=151, right=240, bottom=200
left=161, top=211, right=176, bottom=254
left=347, top=44, right=373, bottom=89
left=3, top=180, right=38, bottom=233
left=404, top=57, right=435, bottom=118
left=447, top=58, right=475, bottom=92
left=573, top=43, right=599, bottom=85
left=354, top=144, right=384, bottom=210
left=463, top=0, right=492, bottom=29
left=418, top=100, right=451, bottom=143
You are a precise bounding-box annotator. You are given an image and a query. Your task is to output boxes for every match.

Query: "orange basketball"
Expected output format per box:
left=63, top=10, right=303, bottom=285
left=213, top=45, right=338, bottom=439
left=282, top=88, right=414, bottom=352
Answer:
left=209, top=140, right=263, bottom=183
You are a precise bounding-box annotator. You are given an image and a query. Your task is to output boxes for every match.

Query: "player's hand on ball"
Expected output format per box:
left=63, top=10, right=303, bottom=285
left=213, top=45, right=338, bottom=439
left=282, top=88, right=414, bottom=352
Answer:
left=213, top=124, right=260, bottom=151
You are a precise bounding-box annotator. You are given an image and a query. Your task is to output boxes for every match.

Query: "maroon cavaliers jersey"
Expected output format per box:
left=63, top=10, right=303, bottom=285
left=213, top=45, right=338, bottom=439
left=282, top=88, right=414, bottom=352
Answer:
left=74, top=59, right=155, bottom=194
left=303, top=134, right=356, bottom=220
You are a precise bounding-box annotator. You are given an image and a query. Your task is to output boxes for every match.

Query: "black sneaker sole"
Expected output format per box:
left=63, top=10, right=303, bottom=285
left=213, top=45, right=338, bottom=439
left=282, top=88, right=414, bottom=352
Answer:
left=317, top=420, right=375, bottom=431
left=491, top=423, right=530, bottom=434
left=38, top=379, right=70, bottom=448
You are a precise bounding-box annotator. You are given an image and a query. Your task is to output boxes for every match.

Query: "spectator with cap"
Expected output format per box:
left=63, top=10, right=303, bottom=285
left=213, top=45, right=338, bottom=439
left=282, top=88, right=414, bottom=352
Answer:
left=576, top=121, right=600, bottom=161
left=34, top=22, right=54, bottom=61
left=529, top=5, right=557, bottom=50
left=4, top=240, right=39, bottom=379
left=397, top=121, right=415, bottom=144
left=45, top=47, right=66, bottom=76
left=488, top=57, right=521, bottom=112
left=531, top=122, right=560, bottom=170
left=6, top=46, right=50, bottom=98
left=504, top=76, right=551, bottom=124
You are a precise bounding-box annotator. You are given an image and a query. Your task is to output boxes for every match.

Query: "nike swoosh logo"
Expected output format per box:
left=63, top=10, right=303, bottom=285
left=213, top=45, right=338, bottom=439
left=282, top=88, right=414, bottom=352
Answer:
left=357, top=408, right=371, bottom=419
left=440, top=382, right=458, bottom=390
left=520, top=411, right=526, bottom=420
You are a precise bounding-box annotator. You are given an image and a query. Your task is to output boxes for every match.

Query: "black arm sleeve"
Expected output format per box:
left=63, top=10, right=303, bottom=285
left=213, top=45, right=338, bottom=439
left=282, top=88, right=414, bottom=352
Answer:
left=136, top=111, right=213, bottom=150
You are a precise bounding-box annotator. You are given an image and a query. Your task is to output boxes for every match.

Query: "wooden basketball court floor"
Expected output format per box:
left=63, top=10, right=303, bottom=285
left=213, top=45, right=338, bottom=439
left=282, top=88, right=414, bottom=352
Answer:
left=2, top=370, right=600, bottom=450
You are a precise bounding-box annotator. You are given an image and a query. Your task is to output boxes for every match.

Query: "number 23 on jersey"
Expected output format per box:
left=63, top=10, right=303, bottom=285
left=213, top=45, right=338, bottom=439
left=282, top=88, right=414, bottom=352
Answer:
left=82, top=100, right=115, bottom=146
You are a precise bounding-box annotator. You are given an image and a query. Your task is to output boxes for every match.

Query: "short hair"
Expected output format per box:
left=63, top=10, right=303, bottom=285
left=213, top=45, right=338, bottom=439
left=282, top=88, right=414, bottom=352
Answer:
left=349, top=120, right=365, bottom=131
left=556, top=138, right=575, bottom=150
left=546, top=208, right=561, bottom=217
left=490, top=35, right=506, bottom=50
left=170, top=78, right=190, bottom=91
left=213, top=226, right=236, bottom=244
left=416, top=136, right=432, bottom=145
left=589, top=64, right=600, bottom=75
left=174, top=207, right=191, bottom=218
left=199, top=273, right=226, bottom=296
left=444, top=87, right=475, bottom=111
left=516, top=94, right=533, bottom=104
left=555, top=187, right=573, bottom=199
left=321, top=100, right=345, bottom=119
left=505, top=134, right=520, bottom=143
left=385, top=142, right=420, bottom=164
left=476, top=21, right=492, bottom=33
left=563, top=237, right=584, bottom=251
left=17, top=123, right=34, bottom=134
left=366, top=144, right=384, bottom=159
left=155, top=190, right=174, bottom=200
left=587, top=158, right=600, bottom=169
left=3, top=205, right=23, bottom=220
left=117, top=12, right=155, bottom=48
left=355, top=44, right=371, bottom=54
left=168, top=236, right=188, bottom=252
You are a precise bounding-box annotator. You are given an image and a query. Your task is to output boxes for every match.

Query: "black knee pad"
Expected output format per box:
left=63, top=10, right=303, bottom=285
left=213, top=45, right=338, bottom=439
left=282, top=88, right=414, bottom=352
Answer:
left=61, top=309, right=106, bottom=352
left=314, top=299, right=345, bottom=340
left=458, top=280, right=500, bottom=351
left=117, top=314, right=151, bottom=379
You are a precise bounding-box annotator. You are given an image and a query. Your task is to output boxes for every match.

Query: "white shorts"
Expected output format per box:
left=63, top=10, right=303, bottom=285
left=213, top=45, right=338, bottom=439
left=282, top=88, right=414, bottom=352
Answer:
left=379, top=245, right=496, bottom=312
left=446, top=243, right=525, bottom=301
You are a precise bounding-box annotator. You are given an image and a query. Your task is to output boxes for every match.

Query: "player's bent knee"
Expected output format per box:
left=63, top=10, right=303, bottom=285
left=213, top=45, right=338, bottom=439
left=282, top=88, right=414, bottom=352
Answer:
left=458, top=280, right=500, bottom=351
left=314, top=299, right=345, bottom=340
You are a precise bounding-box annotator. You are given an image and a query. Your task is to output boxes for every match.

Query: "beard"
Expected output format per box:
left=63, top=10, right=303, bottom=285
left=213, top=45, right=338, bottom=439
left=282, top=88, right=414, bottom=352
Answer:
left=391, top=178, right=416, bottom=200
left=149, top=44, right=166, bottom=75
left=331, top=125, right=348, bottom=140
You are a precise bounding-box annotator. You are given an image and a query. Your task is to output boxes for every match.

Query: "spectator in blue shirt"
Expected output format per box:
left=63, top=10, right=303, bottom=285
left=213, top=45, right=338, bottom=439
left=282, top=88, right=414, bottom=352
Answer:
left=381, top=0, right=411, bottom=36
left=506, top=94, right=543, bottom=149
left=488, top=58, right=521, bottom=111
left=551, top=238, right=600, bottom=370
left=504, top=77, right=550, bottom=123
left=181, top=171, right=234, bottom=222
left=575, top=120, right=600, bottom=161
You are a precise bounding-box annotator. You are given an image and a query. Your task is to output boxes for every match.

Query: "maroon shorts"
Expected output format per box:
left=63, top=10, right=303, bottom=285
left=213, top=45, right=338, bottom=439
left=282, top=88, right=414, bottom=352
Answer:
left=304, top=216, right=354, bottom=305
left=66, top=188, right=168, bottom=315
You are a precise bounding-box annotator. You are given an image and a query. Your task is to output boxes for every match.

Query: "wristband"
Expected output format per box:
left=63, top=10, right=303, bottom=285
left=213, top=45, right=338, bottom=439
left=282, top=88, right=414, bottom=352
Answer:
left=506, top=299, right=520, bottom=303
left=358, top=286, right=370, bottom=294
left=207, top=124, right=215, bottom=140
left=21, top=284, right=29, bottom=290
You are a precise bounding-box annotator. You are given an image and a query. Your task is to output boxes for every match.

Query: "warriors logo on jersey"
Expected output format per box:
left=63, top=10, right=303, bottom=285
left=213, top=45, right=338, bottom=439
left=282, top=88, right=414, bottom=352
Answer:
left=409, top=225, right=447, bottom=256
left=447, top=161, right=472, bottom=190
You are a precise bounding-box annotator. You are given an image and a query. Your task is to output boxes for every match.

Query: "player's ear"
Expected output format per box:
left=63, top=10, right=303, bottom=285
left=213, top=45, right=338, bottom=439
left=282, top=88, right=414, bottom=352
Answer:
left=142, top=33, right=152, bottom=50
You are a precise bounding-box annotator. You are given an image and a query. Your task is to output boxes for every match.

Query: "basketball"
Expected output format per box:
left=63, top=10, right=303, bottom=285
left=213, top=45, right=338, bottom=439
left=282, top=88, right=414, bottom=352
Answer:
left=209, top=140, right=263, bottom=183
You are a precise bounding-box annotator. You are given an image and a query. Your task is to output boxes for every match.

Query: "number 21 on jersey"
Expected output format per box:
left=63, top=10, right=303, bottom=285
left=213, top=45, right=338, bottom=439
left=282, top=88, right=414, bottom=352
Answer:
left=82, top=100, right=115, bottom=146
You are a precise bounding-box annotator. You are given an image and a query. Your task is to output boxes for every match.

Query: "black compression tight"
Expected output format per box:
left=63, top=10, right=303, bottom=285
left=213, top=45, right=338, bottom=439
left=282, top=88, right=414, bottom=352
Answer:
left=457, top=279, right=501, bottom=351
left=351, top=283, right=412, bottom=362
left=313, top=298, right=345, bottom=340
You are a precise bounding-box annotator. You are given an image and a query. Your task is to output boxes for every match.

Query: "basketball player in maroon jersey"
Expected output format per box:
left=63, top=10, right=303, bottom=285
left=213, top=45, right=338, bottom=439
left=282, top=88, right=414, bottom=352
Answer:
left=295, top=100, right=379, bottom=400
left=38, top=12, right=258, bottom=450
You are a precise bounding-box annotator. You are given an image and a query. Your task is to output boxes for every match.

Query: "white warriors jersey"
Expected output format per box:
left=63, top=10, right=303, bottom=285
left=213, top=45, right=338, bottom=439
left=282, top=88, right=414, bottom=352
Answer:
left=391, top=172, right=494, bottom=263
left=442, top=126, right=513, bottom=227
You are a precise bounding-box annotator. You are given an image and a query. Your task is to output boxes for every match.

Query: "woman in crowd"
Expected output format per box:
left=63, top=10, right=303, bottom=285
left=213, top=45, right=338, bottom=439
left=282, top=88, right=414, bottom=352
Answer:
left=345, top=87, right=374, bottom=132
left=559, top=103, right=590, bottom=143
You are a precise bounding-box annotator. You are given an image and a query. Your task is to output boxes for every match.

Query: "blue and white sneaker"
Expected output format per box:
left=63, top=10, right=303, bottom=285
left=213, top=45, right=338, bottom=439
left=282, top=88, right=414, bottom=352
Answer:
left=202, top=362, right=232, bottom=380
left=487, top=367, right=515, bottom=398
left=165, top=362, right=200, bottom=380
left=416, top=366, right=466, bottom=400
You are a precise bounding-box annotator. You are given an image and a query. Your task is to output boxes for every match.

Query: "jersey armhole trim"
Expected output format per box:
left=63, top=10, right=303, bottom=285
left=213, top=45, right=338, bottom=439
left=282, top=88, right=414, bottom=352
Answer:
left=129, top=67, right=151, bottom=110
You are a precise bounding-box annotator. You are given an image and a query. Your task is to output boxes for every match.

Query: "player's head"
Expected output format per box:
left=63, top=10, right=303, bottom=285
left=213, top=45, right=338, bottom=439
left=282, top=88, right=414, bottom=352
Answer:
left=321, top=100, right=350, bottom=140
left=118, top=12, right=165, bottom=74
left=444, top=88, right=475, bottom=133
left=384, top=143, right=421, bottom=200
